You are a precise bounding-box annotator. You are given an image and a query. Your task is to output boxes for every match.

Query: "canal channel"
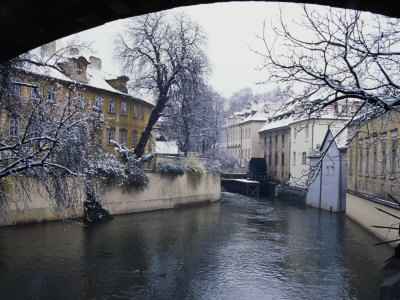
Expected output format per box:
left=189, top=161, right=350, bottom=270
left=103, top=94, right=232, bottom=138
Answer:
left=0, top=192, right=393, bottom=299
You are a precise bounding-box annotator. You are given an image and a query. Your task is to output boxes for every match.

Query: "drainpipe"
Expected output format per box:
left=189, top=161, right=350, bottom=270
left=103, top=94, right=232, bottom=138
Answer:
left=319, top=157, right=322, bottom=209
left=239, top=124, right=243, bottom=167
left=339, top=150, right=342, bottom=212
left=311, top=122, right=315, bottom=150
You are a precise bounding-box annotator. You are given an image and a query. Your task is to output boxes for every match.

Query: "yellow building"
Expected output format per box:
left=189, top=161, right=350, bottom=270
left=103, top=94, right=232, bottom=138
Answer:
left=346, top=110, right=400, bottom=244
left=1, top=43, right=155, bottom=154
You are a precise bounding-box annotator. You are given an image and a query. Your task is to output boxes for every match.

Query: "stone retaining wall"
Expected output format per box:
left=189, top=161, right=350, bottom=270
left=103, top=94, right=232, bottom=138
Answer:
left=0, top=173, right=221, bottom=226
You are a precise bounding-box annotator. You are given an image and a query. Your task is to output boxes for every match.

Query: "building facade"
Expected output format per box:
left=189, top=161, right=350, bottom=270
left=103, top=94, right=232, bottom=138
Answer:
left=346, top=110, right=400, bottom=244
left=226, top=101, right=271, bottom=169
left=289, top=117, right=347, bottom=188
left=0, top=43, right=155, bottom=154
left=258, top=115, right=291, bottom=185
left=307, top=127, right=347, bottom=212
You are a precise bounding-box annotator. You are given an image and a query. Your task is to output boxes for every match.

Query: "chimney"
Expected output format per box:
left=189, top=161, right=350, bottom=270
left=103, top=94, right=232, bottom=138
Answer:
left=69, top=47, right=79, bottom=56
left=41, top=41, right=56, bottom=54
left=89, top=56, right=102, bottom=70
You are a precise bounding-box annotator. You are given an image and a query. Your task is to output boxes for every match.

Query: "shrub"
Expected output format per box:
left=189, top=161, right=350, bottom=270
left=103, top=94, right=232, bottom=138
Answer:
left=157, top=161, right=187, bottom=175
left=183, top=157, right=205, bottom=184
left=204, top=149, right=239, bottom=173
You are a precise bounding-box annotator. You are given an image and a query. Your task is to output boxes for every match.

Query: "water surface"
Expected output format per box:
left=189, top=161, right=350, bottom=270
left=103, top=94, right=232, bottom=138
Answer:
left=0, top=192, right=393, bottom=299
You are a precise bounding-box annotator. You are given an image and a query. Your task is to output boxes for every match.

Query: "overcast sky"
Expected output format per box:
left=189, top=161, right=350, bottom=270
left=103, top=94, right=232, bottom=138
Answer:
left=62, top=2, right=305, bottom=99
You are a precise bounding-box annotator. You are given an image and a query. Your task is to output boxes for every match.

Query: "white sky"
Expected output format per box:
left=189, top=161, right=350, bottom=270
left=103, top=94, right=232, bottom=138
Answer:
left=61, top=2, right=307, bottom=98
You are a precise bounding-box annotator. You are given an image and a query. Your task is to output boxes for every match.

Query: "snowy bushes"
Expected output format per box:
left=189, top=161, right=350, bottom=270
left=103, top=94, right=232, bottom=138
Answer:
left=157, top=161, right=187, bottom=175
left=157, top=158, right=205, bottom=184
left=204, top=150, right=239, bottom=173
left=88, top=141, right=156, bottom=189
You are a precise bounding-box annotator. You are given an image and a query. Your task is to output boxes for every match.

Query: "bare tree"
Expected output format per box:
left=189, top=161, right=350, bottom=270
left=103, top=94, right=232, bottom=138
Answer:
left=115, top=12, right=208, bottom=158
left=0, top=46, right=104, bottom=217
left=256, top=5, right=400, bottom=122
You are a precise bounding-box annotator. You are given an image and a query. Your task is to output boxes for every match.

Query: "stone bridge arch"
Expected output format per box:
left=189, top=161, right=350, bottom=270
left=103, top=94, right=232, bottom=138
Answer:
left=0, top=0, right=399, bottom=63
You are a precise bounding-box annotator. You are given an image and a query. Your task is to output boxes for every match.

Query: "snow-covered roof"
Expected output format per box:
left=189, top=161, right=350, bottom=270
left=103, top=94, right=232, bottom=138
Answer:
left=240, top=103, right=272, bottom=124
left=328, top=126, right=348, bottom=150
left=20, top=49, right=153, bottom=106
left=156, top=141, right=179, bottom=155
left=258, top=114, right=294, bottom=132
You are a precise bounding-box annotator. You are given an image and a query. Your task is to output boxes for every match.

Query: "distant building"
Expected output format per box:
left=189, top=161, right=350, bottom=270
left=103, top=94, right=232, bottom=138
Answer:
left=259, top=97, right=354, bottom=189
left=226, top=100, right=272, bottom=169
left=307, top=127, right=347, bottom=212
left=258, top=111, right=292, bottom=185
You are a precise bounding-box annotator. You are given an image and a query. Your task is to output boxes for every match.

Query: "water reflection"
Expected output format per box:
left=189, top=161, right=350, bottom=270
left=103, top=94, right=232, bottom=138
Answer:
left=0, top=192, right=392, bottom=299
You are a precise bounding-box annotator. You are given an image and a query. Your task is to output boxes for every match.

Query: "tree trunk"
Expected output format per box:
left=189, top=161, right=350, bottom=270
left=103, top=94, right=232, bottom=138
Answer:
left=134, top=92, right=168, bottom=158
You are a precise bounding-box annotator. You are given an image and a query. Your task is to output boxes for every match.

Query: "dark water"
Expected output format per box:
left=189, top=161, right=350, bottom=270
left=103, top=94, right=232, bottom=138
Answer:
left=0, top=192, right=393, bottom=299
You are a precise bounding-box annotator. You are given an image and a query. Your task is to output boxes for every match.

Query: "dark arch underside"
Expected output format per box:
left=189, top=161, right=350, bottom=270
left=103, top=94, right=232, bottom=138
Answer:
left=0, top=0, right=399, bottom=63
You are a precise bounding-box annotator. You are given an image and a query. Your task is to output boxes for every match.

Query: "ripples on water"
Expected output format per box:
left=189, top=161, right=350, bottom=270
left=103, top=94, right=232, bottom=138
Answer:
left=0, top=192, right=393, bottom=299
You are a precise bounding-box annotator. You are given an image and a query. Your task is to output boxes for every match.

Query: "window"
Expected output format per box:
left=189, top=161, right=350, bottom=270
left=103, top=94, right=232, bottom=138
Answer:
left=282, top=134, right=285, bottom=146
left=381, top=135, right=386, bottom=176
left=108, top=99, right=115, bottom=113
left=358, top=139, right=363, bottom=175
left=275, top=135, right=278, bottom=150
left=365, top=137, right=370, bottom=175
left=95, top=96, right=103, bottom=110
left=120, top=130, right=127, bottom=145
left=268, top=154, right=272, bottom=166
left=30, top=83, right=40, bottom=99
left=132, top=131, right=138, bottom=148
left=76, top=92, right=84, bottom=108
left=121, top=101, right=127, bottom=115
left=281, top=152, right=285, bottom=166
left=275, top=152, right=278, bottom=166
left=294, top=127, right=297, bottom=141
left=133, top=103, right=138, bottom=118
left=372, top=136, right=377, bottom=177
left=293, top=152, right=296, bottom=165
left=9, top=118, right=18, bottom=136
left=76, top=62, right=82, bottom=75
left=302, top=152, right=307, bottom=164
left=141, top=106, right=145, bottom=120
left=349, top=141, right=353, bottom=175
left=305, top=125, right=309, bottom=141
left=330, top=166, right=334, bottom=176
left=108, top=129, right=115, bottom=145
left=47, top=86, right=56, bottom=101
left=390, top=130, right=397, bottom=178
left=249, top=128, right=251, bottom=138
left=10, top=78, right=20, bottom=98
left=264, top=137, right=267, bottom=146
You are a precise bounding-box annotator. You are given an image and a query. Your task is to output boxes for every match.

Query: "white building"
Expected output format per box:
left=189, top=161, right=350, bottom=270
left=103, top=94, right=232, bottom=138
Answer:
left=226, top=100, right=272, bottom=169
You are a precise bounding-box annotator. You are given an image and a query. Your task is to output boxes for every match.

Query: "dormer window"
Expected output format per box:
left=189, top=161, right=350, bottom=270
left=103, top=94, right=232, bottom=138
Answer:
left=76, top=62, right=83, bottom=75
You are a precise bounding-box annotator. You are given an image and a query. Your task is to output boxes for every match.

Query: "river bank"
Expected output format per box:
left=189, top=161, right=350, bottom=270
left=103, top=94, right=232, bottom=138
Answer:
left=0, top=173, right=221, bottom=226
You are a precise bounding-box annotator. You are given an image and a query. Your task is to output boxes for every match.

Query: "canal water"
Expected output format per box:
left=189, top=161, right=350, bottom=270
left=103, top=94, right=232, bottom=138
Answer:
left=0, top=192, right=393, bottom=299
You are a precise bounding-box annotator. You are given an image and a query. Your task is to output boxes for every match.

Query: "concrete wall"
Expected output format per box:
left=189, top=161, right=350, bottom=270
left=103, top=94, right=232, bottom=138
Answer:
left=1, top=173, right=221, bottom=226
left=346, top=191, right=400, bottom=245
left=0, top=178, right=86, bottom=226
left=102, top=173, right=221, bottom=215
